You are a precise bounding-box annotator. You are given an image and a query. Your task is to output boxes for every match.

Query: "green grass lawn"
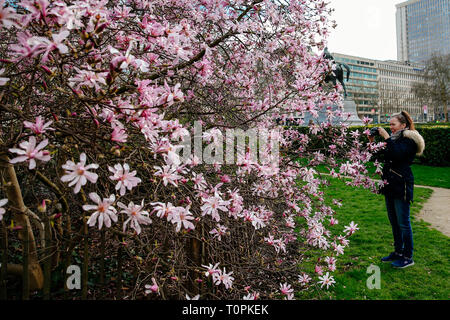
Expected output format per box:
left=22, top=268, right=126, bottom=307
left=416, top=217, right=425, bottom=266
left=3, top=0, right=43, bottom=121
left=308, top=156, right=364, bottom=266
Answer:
left=296, top=178, right=449, bottom=300
left=302, top=159, right=450, bottom=189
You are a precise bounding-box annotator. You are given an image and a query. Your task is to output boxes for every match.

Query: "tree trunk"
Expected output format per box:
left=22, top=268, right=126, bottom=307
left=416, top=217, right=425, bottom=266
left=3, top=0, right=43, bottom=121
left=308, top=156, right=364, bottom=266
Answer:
left=0, top=154, right=44, bottom=291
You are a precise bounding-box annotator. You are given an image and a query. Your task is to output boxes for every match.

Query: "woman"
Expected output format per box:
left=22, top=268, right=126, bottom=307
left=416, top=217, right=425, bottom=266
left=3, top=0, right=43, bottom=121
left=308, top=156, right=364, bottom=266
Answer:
left=369, top=111, right=425, bottom=268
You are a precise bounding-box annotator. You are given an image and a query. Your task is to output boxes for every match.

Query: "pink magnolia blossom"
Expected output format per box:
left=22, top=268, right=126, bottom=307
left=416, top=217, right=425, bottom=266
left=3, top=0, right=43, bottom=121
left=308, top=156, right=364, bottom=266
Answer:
left=242, top=292, right=260, bottom=300
left=186, top=294, right=200, bottom=300
left=27, top=29, right=69, bottom=63
left=171, top=206, right=195, bottom=232
left=298, top=273, right=312, bottom=285
left=117, top=200, right=151, bottom=234
left=108, top=163, right=141, bottom=196
left=202, top=262, right=220, bottom=278
left=200, top=192, right=230, bottom=222
left=145, top=278, right=159, bottom=295
left=111, top=123, right=128, bottom=143
left=343, top=221, right=359, bottom=236
left=83, top=193, right=117, bottom=230
left=0, top=198, right=7, bottom=221
left=68, top=67, right=107, bottom=92
left=23, top=116, right=54, bottom=135
left=110, top=42, right=149, bottom=72
left=279, top=283, right=294, bottom=299
left=213, top=268, right=234, bottom=289
left=153, top=165, right=182, bottom=187
left=318, top=272, right=336, bottom=289
left=9, top=136, right=51, bottom=170
left=209, top=224, right=228, bottom=241
left=151, top=201, right=177, bottom=222
left=61, top=153, right=98, bottom=194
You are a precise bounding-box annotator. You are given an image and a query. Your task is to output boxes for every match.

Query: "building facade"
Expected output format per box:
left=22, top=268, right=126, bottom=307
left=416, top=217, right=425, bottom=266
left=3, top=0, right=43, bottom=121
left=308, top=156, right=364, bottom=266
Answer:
left=332, top=52, right=428, bottom=123
left=376, top=60, right=429, bottom=123
left=332, top=53, right=380, bottom=122
left=396, top=0, right=450, bottom=64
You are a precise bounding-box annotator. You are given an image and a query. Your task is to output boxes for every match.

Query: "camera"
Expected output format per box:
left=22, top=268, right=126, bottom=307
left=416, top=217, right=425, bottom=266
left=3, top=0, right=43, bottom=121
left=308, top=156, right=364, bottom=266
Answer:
left=369, top=127, right=380, bottom=136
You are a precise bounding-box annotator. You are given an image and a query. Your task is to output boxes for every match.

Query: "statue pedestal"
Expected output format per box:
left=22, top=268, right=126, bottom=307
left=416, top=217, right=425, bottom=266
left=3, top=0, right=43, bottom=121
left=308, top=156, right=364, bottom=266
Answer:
left=298, top=98, right=363, bottom=126
left=342, top=98, right=363, bottom=126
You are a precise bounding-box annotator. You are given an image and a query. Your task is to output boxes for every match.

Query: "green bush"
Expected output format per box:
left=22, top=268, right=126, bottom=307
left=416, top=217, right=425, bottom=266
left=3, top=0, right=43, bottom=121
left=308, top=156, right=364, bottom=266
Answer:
left=285, top=124, right=450, bottom=166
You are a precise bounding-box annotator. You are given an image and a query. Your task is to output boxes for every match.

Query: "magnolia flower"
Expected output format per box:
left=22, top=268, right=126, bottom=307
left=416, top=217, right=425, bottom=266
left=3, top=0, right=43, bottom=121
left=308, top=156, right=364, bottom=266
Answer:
left=110, top=42, right=149, bottom=72
left=242, top=292, right=260, bottom=300
left=186, top=294, right=200, bottom=300
left=209, top=224, right=227, bottom=241
left=145, top=278, right=159, bottom=295
left=191, top=172, right=207, bottom=190
left=201, top=262, right=220, bottom=278
left=153, top=165, right=182, bottom=187
left=343, top=221, right=359, bottom=236
left=318, top=272, right=336, bottom=289
left=28, top=29, right=70, bottom=63
left=213, top=268, right=234, bottom=289
left=108, top=163, right=141, bottom=196
left=111, top=124, right=128, bottom=143
left=171, top=206, right=195, bottom=232
left=151, top=201, right=177, bottom=222
left=9, top=136, right=51, bottom=169
left=200, top=192, right=230, bottom=222
left=23, top=116, right=54, bottom=135
left=117, top=200, right=151, bottom=234
left=0, top=198, right=8, bottom=221
left=280, top=283, right=293, bottom=297
left=61, top=153, right=98, bottom=194
left=298, top=273, right=312, bottom=285
left=83, top=193, right=117, bottom=230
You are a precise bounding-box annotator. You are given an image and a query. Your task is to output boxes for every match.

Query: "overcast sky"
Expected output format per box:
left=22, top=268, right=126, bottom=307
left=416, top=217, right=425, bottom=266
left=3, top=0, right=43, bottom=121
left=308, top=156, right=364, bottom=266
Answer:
left=326, top=0, right=405, bottom=61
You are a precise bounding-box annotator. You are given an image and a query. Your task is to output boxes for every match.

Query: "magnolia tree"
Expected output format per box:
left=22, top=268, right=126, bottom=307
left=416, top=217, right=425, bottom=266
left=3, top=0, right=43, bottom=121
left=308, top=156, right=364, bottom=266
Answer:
left=0, top=0, right=385, bottom=299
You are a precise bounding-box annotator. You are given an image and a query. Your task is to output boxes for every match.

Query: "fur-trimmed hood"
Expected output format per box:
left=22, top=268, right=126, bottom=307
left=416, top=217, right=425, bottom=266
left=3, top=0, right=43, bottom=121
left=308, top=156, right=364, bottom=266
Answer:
left=403, top=129, right=425, bottom=156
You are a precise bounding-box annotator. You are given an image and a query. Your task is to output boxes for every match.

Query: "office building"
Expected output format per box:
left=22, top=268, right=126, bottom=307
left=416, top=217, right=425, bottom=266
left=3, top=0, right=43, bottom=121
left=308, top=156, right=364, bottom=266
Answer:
left=396, top=0, right=450, bottom=64
left=332, top=53, right=380, bottom=122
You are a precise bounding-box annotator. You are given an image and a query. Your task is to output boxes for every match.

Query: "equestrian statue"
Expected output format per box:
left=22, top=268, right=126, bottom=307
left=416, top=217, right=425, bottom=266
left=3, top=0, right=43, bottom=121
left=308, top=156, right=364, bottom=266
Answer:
left=322, top=47, right=351, bottom=97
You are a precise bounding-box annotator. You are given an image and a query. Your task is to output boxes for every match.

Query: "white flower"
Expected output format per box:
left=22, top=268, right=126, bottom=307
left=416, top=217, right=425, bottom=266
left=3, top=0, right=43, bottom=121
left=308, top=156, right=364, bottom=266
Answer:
left=151, top=201, right=177, bottom=222
left=153, top=165, right=182, bottom=187
left=171, top=206, right=195, bottom=232
left=83, top=193, right=117, bottom=230
left=61, top=153, right=98, bottom=194
left=117, top=200, right=151, bottom=234
left=200, top=192, right=230, bottom=222
left=213, top=268, right=234, bottom=289
left=108, top=163, right=141, bottom=196
left=0, top=198, right=8, bottom=221
left=318, top=272, right=336, bottom=289
left=201, top=262, right=220, bottom=278
left=343, top=221, right=359, bottom=236
left=9, top=136, right=51, bottom=169
left=186, top=294, right=200, bottom=300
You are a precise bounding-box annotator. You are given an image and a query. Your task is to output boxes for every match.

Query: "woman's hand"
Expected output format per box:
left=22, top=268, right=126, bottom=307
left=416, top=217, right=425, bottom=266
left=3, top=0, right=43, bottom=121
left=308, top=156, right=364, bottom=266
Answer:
left=378, top=127, right=390, bottom=140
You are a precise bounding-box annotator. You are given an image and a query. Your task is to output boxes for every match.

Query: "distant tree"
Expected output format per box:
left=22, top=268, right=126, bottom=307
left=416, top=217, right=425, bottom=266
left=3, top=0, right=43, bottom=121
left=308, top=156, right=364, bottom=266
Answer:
left=412, top=54, right=450, bottom=122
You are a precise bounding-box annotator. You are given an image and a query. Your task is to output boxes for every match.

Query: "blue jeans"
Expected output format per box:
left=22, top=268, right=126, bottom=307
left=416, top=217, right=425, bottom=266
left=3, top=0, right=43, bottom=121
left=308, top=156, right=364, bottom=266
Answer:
left=385, top=196, right=414, bottom=259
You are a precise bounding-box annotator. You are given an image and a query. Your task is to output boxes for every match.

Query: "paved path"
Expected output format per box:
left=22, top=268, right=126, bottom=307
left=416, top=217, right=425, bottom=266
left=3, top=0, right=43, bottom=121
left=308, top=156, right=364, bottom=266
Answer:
left=415, top=185, right=450, bottom=237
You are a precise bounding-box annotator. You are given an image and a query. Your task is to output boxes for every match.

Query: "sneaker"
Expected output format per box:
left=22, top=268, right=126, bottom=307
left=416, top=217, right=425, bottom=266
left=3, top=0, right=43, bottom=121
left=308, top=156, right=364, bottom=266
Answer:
left=391, top=258, right=415, bottom=269
left=381, top=252, right=403, bottom=262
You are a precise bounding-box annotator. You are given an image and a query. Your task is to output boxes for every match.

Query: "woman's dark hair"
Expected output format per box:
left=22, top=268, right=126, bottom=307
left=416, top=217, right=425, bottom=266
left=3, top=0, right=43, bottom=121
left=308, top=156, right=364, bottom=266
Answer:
left=392, top=111, right=415, bottom=130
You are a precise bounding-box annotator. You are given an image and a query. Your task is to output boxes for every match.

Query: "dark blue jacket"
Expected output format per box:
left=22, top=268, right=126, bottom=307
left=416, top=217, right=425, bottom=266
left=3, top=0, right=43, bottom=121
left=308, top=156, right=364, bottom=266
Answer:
left=379, top=130, right=423, bottom=202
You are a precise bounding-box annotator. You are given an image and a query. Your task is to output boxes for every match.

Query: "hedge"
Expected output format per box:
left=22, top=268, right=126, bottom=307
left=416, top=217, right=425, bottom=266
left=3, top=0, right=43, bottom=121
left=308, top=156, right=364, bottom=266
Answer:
left=285, top=124, right=450, bottom=167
